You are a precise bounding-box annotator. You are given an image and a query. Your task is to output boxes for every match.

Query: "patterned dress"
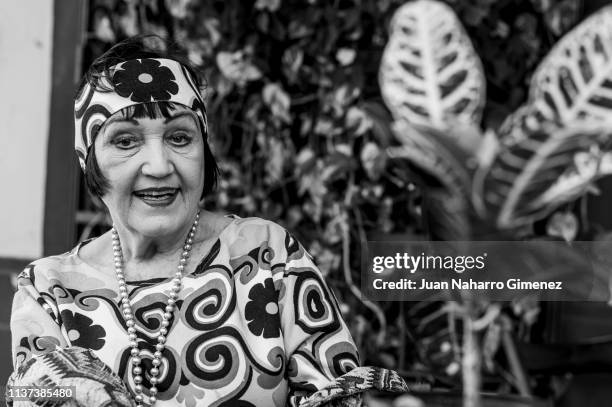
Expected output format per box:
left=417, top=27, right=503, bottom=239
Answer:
left=9, top=217, right=361, bottom=406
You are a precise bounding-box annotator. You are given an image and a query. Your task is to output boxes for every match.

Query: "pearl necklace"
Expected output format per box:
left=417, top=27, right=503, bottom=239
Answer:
left=111, top=211, right=200, bottom=407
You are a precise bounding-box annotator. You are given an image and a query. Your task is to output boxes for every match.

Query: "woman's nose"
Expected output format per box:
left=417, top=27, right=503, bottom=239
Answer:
left=141, top=141, right=174, bottom=177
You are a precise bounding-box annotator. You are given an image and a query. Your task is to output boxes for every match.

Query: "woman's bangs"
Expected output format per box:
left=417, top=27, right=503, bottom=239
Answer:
left=119, top=101, right=178, bottom=120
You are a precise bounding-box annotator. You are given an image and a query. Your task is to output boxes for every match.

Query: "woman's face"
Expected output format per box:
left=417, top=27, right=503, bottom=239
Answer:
left=95, top=105, right=205, bottom=239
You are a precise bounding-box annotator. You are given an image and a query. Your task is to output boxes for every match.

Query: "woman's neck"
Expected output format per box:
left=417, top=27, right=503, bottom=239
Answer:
left=112, top=218, right=198, bottom=263
left=116, top=230, right=186, bottom=263
left=78, top=210, right=232, bottom=280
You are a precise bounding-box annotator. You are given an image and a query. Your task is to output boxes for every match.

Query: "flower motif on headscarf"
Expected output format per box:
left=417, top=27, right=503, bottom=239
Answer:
left=60, top=310, right=106, bottom=350
left=112, top=59, right=179, bottom=102
left=244, top=278, right=281, bottom=338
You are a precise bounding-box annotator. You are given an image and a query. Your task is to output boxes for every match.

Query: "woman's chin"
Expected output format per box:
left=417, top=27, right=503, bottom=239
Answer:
left=129, top=217, right=185, bottom=239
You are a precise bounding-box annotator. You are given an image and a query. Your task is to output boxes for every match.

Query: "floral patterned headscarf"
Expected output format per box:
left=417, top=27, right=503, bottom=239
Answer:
left=74, top=58, right=207, bottom=171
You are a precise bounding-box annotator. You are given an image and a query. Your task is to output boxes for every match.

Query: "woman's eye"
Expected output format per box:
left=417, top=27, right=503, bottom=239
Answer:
left=112, top=135, right=139, bottom=149
left=168, top=132, right=192, bottom=146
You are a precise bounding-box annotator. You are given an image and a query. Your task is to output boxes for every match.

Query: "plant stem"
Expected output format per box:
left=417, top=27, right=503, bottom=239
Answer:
left=463, top=300, right=481, bottom=407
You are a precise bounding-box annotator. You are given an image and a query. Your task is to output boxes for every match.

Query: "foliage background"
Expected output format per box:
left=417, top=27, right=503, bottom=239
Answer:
left=83, top=0, right=597, bottom=387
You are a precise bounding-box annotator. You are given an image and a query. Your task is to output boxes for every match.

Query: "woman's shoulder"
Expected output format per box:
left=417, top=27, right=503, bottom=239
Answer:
left=27, top=245, right=83, bottom=270
left=224, top=215, right=290, bottom=241
left=18, top=241, right=93, bottom=285
left=219, top=214, right=308, bottom=261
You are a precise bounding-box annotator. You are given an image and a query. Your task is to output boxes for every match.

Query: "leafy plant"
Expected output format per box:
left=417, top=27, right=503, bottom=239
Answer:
left=378, top=1, right=612, bottom=405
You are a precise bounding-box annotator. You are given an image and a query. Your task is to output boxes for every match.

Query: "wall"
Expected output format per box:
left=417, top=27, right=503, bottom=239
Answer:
left=0, top=1, right=54, bottom=260
left=0, top=0, right=55, bottom=388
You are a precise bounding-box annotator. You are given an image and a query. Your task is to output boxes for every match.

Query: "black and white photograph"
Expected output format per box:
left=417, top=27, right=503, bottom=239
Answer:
left=3, top=0, right=612, bottom=406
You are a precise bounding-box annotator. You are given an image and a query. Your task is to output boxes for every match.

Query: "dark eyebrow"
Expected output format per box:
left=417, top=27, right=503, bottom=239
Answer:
left=164, top=111, right=197, bottom=124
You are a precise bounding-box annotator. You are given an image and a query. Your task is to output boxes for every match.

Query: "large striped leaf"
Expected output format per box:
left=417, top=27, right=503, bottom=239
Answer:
left=529, top=5, right=612, bottom=125
left=497, top=104, right=553, bottom=148
left=479, top=124, right=612, bottom=228
left=379, top=0, right=486, bottom=130
left=488, top=6, right=612, bottom=226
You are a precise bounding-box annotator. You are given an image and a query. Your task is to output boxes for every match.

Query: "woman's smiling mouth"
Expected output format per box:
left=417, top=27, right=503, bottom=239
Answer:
left=133, top=187, right=179, bottom=207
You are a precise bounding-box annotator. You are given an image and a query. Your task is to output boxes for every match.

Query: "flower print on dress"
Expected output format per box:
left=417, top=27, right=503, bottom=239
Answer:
left=245, top=278, right=281, bottom=338
left=175, top=382, right=205, bottom=407
left=60, top=310, right=106, bottom=350
left=112, top=59, right=179, bottom=102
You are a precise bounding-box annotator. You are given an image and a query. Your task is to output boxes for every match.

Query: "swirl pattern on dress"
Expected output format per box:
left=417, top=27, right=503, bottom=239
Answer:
left=181, top=267, right=236, bottom=330
left=182, top=326, right=250, bottom=389
left=118, top=343, right=182, bottom=399
left=231, top=243, right=275, bottom=285
left=290, top=269, right=339, bottom=334
left=325, top=342, right=360, bottom=377
left=127, top=291, right=180, bottom=341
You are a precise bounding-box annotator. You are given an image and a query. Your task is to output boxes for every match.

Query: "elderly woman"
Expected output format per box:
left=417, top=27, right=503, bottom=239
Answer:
left=8, top=37, right=406, bottom=407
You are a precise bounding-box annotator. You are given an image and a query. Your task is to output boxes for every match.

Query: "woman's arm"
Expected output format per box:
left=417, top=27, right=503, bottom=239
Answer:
left=272, top=229, right=360, bottom=405
left=7, top=264, right=135, bottom=407
left=272, top=228, right=410, bottom=407
left=10, top=264, right=67, bottom=369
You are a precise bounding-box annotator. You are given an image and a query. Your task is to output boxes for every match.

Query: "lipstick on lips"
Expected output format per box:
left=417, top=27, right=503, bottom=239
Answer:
left=133, top=187, right=179, bottom=207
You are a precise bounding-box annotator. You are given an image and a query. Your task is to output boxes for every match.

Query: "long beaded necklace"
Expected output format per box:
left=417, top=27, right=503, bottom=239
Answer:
left=111, top=211, right=200, bottom=407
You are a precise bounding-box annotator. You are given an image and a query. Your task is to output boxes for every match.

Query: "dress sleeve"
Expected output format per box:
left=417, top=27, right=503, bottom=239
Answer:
left=272, top=229, right=360, bottom=406
left=9, top=264, right=67, bottom=370
left=6, top=265, right=136, bottom=407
